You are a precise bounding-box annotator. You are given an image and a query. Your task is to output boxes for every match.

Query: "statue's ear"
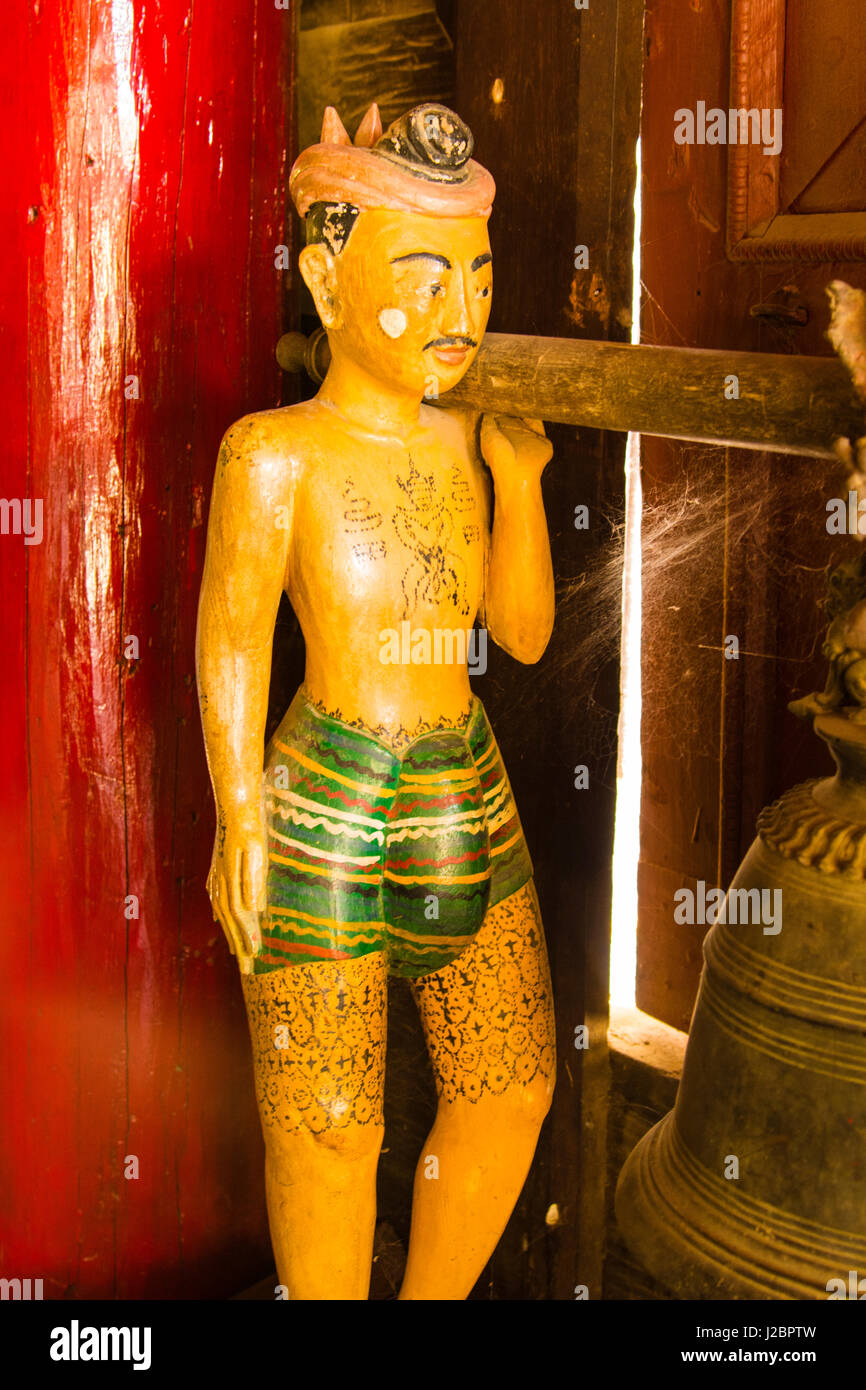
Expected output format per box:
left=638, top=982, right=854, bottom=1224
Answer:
left=299, top=244, right=342, bottom=329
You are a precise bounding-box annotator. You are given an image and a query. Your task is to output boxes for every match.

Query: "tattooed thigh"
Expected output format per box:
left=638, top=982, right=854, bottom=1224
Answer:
left=241, top=951, right=388, bottom=1137
left=410, top=881, right=556, bottom=1103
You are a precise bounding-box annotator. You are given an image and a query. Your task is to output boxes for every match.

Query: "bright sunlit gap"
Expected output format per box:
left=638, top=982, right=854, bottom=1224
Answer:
left=609, top=135, right=643, bottom=1010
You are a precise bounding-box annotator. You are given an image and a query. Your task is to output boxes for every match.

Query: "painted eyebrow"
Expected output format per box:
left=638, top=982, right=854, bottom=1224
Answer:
left=471, top=253, right=493, bottom=271
left=389, top=252, right=452, bottom=268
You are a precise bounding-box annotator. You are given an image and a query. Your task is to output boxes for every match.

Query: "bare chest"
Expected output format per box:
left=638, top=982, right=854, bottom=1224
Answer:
left=293, top=442, right=486, bottom=623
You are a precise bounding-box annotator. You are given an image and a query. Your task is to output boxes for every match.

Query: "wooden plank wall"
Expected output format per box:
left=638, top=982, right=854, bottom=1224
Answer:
left=299, top=0, right=454, bottom=149
left=637, top=0, right=866, bottom=1032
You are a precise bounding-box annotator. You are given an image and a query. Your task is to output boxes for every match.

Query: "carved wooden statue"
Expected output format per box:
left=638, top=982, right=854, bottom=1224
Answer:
left=196, top=102, right=556, bottom=1300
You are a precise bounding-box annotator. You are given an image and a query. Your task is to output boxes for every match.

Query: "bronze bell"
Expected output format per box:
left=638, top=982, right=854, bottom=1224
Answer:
left=616, top=558, right=866, bottom=1299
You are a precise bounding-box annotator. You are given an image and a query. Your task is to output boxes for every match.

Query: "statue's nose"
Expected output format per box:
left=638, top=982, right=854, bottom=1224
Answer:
left=442, top=268, right=474, bottom=338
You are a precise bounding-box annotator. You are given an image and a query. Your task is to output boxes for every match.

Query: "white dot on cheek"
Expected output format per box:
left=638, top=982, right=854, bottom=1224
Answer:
left=378, top=307, right=408, bottom=339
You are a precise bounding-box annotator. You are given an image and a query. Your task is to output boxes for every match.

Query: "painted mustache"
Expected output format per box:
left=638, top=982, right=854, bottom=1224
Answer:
left=424, top=336, right=478, bottom=351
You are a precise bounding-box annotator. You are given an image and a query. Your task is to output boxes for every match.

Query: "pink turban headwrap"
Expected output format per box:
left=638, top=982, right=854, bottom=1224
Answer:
left=290, top=102, right=496, bottom=221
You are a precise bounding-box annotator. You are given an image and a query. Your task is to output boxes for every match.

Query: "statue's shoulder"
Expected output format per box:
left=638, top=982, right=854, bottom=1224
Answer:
left=217, top=402, right=320, bottom=483
left=220, top=401, right=318, bottom=451
left=423, top=402, right=482, bottom=458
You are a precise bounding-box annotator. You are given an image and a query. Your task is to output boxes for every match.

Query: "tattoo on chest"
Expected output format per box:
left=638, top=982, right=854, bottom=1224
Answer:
left=342, top=479, right=388, bottom=565
left=352, top=539, right=387, bottom=563
left=450, top=464, right=476, bottom=513
left=339, top=456, right=478, bottom=622
left=342, top=480, right=384, bottom=534
left=392, top=454, right=471, bottom=621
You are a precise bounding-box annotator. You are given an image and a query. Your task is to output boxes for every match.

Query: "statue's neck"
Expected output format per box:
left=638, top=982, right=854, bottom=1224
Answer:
left=316, top=352, right=423, bottom=440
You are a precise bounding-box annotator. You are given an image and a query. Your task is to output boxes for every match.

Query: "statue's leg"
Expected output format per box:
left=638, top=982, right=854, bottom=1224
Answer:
left=399, top=879, right=556, bottom=1299
left=241, top=949, right=387, bottom=1300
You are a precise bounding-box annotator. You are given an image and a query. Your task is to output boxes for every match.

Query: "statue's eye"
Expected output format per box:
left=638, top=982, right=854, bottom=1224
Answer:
left=430, top=283, right=445, bottom=297
left=478, top=285, right=490, bottom=298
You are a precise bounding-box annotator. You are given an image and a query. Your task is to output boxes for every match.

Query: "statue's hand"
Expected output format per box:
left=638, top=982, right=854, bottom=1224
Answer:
left=207, top=809, right=266, bottom=975
left=480, top=414, right=552, bottom=484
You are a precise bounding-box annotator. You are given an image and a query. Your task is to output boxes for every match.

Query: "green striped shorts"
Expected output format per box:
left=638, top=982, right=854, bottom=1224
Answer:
left=254, top=687, right=533, bottom=978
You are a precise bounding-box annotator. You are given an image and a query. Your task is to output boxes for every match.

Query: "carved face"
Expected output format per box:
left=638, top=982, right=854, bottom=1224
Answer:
left=301, top=207, right=493, bottom=397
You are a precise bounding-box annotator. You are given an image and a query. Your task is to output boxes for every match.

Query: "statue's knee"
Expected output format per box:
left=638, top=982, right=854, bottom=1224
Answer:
left=517, top=1072, right=555, bottom=1133
left=264, top=1114, right=384, bottom=1169
left=484, top=1073, right=554, bottom=1139
left=441, top=1073, right=554, bottom=1139
left=311, top=1119, right=385, bottom=1162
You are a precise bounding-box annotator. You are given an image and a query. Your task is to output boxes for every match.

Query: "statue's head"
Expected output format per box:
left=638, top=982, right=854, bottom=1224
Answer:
left=290, top=103, right=495, bottom=398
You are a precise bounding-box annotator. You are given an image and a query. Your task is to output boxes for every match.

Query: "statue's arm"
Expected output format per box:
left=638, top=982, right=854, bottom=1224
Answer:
left=195, top=415, right=293, bottom=972
left=478, top=414, right=555, bottom=664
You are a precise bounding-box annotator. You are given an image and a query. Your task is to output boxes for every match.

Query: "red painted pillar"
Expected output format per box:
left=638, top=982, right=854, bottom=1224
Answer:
left=1, top=0, right=294, bottom=1297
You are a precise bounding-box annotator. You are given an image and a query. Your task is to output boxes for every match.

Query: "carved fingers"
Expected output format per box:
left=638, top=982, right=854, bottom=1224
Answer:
left=479, top=413, right=553, bottom=482
left=208, top=821, right=266, bottom=974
